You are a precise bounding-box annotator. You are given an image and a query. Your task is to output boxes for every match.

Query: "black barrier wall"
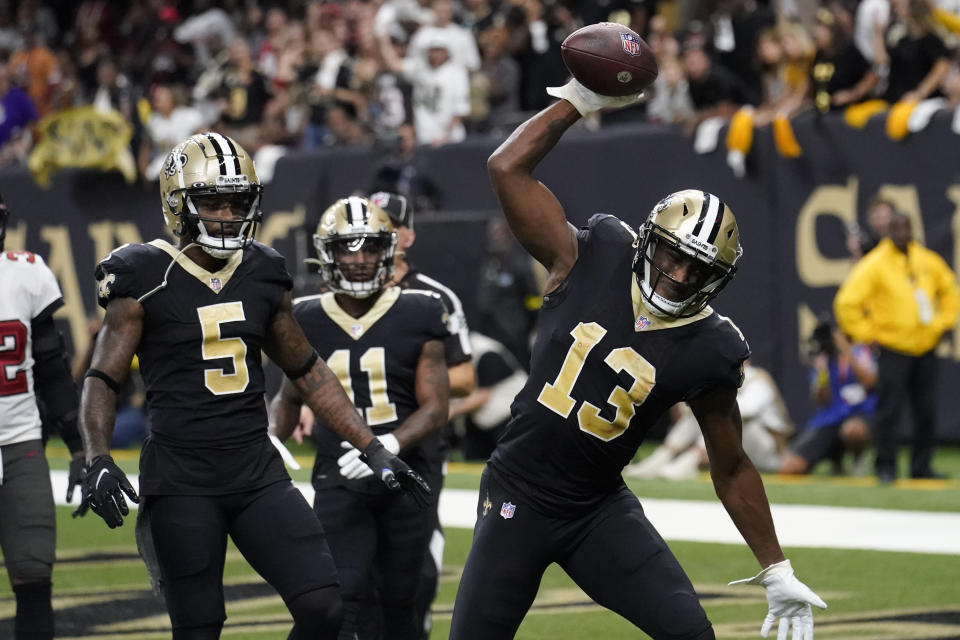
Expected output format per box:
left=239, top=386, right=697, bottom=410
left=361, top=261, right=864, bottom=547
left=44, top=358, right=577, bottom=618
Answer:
left=3, top=111, right=960, bottom=442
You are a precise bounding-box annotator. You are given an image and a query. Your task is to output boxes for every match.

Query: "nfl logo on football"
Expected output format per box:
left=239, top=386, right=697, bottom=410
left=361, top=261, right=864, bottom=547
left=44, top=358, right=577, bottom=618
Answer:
left=620, top=32, right=641, bottom=56
left=500, top=502, right=516, bottom=519
left=209, top=277, right=222, bottom=292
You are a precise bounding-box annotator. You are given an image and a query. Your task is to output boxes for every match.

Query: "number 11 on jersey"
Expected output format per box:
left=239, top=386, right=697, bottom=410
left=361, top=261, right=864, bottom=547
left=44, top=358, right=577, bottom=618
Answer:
left=538, top=322, right=657, bottom=441
left=327, top=347, right=399, bottom=426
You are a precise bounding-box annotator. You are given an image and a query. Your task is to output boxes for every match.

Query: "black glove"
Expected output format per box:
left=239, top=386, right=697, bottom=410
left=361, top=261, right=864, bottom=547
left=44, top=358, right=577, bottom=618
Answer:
left=67, top=457, right=89, bottom=518
left=361, top=439, right=432, bottom=508
left=82, top=455, right=140, bottom=528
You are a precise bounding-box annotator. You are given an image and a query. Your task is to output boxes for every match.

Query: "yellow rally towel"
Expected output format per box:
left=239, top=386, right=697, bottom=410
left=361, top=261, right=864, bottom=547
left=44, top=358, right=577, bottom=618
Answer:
left=772, top=114, right=802, bottom=157
left=27, top=107, right=136, bottom=187
left=725, top=108, right=754, bottom=154
left=843, top=99, right=888, bottom=128
left=886, top=100, right=918, bottom=140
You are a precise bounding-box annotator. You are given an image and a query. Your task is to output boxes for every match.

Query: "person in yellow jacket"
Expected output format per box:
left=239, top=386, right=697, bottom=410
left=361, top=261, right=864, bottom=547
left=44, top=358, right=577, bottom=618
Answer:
left=834, top=212, right=959, bottom=483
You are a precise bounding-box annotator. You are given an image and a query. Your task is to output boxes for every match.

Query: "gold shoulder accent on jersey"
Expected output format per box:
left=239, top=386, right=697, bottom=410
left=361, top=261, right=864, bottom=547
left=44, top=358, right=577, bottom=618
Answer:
left=148, top=239, right=243, bottom=294
left=320, top=286, right=401, bottom=340
left=630, top=276, right=712, bottom=332
left=716, top=313, right=746, bottom=342
left=293, top=293, right=324, bottom=306
left=616, top=218, right=638, bottom=240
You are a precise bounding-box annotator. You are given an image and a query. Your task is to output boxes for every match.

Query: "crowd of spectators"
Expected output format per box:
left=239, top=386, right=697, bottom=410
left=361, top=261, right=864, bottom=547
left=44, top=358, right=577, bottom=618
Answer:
left=2, top=0, right=960, bottom=178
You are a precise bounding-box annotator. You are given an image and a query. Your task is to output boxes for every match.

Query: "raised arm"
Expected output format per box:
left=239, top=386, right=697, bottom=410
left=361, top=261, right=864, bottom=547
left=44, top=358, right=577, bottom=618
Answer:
left=486, top=101, right=581, bottom=290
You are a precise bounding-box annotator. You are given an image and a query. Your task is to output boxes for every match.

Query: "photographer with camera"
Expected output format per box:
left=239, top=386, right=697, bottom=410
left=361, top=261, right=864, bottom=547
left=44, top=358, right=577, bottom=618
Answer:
left=780, top=319, right=875, bottom=475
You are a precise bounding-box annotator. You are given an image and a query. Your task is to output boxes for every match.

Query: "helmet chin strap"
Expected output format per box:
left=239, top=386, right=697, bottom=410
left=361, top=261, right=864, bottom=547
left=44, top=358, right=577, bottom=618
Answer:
left=639, top=278, right=686, bottom=319
left=201, top=245, right=236, bottom=260
left=640, top=249, right=694, bottom=319
left=337, top=277, right=379, bottom=298
left=334, top=263, right=392, bottom=298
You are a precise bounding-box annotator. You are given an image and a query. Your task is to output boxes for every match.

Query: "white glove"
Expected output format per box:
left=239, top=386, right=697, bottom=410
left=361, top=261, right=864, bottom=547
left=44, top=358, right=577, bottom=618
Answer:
left=338, top=434, right=400, bottom=480
left=729, top=559, right=827, bottom=640
left=546, top=79, right=643, bottom=117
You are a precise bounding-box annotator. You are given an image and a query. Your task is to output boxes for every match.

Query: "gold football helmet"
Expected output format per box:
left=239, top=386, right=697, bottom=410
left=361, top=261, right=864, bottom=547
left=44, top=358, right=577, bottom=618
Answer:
left=310, top=196, right=397, bottom=298
left=633, top=189, right=742, bottom=318
left=159, top=132, right=262, bottom=258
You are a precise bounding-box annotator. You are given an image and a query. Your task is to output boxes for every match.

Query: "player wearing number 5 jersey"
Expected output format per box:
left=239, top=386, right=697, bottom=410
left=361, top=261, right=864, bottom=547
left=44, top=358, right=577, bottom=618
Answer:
left=270, top=196, right=449, bottom=640
left=79, top=134, right=429, bottom=640
left=450, top=89, right=826, bottom=639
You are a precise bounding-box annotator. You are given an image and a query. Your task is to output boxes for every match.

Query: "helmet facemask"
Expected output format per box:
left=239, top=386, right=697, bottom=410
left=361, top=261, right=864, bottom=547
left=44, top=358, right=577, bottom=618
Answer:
left=633, top=220, right=737, bottom=319
left=315, top=232, right=397, bottom=298
left=178, top=183, right=262, bottom=259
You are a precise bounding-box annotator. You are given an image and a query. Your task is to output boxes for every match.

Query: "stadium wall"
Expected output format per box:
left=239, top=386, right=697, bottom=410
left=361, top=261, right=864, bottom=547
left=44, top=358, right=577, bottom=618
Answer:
left=3, top=111, right=960, bottom=442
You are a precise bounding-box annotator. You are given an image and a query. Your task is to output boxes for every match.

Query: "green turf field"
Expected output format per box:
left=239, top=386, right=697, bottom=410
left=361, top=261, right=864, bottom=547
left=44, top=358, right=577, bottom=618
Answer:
left=2, top=441, right=959, bottom=639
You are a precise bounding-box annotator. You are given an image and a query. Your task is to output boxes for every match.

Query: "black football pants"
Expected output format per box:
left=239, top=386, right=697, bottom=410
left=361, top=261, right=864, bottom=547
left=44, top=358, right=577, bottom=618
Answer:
left=450, top=468, right=714, bottom=640
left=313, top=482, right=436, bottom=640
left=873, top=347, right=939, bottom=476
left=147, top=481, right=339, bottom=630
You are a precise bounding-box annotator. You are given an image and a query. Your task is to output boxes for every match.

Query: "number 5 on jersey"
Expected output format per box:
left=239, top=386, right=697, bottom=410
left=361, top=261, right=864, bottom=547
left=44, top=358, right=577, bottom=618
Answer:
left=198, top=302, right=249, bottom=395
left=538, top=322, right=656, bottom=441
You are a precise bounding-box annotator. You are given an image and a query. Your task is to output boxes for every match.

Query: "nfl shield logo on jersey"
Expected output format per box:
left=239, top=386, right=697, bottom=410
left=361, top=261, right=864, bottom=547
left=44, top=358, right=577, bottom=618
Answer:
left=620, top=32, right=641, bottom=56
left=500, top=502, right=516, bottom=519
left=635, top=314, right=651, bottom=331
left=209, top=277, right=222, bottom=292
left=350, top=323, right=364, bottom=338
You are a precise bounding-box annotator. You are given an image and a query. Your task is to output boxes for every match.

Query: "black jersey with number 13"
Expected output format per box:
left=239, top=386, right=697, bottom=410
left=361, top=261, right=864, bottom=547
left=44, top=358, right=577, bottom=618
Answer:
left=488, top=215, right=750, bottom=515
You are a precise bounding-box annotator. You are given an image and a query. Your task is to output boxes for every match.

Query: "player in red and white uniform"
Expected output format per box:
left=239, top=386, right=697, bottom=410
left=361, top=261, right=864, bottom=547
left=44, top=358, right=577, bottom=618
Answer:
left=0, top=197, right=84, bottom=640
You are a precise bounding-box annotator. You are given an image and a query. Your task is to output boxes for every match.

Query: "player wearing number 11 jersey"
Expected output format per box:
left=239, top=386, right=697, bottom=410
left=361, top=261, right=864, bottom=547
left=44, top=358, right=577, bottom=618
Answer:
left=450, top=89, right=826, bottom=639
left=270, top=196, right=450, bottom=640
left=79, top=133, right=429, bottom=640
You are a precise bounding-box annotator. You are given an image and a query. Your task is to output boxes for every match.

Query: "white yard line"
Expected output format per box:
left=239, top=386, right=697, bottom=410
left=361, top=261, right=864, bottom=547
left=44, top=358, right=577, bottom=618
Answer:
left=51, top=472, right=960, bottom=555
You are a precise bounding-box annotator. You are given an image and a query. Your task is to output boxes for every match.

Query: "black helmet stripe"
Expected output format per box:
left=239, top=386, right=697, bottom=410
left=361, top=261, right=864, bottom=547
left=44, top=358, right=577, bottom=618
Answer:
left=691, top=191, right=712, bottom=236
left=707, top=201, right=725, bottom=243
left=206, top=134, right=228, bottom=176
left=218, top=134, right=243, bottom=176
left=347, top=197, right=369, bottom=226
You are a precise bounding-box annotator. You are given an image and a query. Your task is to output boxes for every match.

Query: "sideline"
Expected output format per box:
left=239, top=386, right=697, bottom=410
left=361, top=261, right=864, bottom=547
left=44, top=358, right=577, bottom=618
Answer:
left=51, top=472, right=960, bottom=555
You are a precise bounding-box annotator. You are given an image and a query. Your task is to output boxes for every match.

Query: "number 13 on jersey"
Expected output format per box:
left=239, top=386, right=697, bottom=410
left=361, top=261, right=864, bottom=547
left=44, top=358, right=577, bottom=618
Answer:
left=538, top=322, right=656, bottom=441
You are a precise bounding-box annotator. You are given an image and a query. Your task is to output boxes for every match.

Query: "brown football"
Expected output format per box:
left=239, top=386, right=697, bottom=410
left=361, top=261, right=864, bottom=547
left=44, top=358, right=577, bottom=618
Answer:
left=560, top=23, right=659, bottom=97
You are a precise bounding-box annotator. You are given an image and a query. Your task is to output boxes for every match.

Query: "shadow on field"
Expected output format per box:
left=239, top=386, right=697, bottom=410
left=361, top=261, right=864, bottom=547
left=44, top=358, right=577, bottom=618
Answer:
left=0, top=580, right=276, bottom=637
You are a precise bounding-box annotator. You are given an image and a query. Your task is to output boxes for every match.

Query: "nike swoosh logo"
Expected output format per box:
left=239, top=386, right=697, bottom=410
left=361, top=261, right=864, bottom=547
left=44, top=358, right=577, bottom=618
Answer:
left=95, top=468, right=110, bottom=490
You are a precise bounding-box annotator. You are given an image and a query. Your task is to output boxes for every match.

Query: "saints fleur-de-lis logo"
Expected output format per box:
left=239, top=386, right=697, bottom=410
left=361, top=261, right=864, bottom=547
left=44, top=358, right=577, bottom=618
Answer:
left=97, top=272, right=116, bottom=300
left=482, top=494, right=493, bottom=517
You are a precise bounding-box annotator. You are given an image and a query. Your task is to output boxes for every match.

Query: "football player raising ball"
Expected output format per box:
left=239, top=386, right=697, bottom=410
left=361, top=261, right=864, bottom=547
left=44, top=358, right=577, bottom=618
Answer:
left=549, top=22, right=658, bottom=114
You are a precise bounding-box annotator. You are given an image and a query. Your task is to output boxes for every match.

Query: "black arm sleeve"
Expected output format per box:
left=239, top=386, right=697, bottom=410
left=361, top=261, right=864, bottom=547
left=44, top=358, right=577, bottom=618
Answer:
left=31, top=312, right=82, bottom=454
